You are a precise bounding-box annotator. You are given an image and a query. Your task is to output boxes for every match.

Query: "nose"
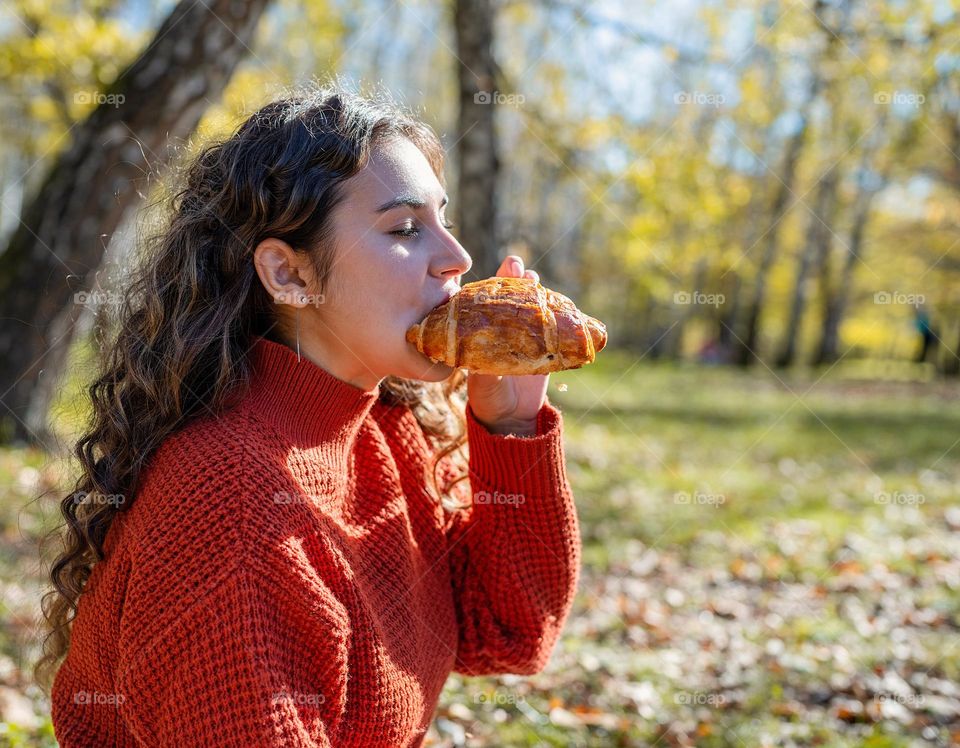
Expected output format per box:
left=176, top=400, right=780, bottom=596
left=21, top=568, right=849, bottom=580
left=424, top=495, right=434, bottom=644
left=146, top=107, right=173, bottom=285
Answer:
left=430, top=229, right=472, bottom=279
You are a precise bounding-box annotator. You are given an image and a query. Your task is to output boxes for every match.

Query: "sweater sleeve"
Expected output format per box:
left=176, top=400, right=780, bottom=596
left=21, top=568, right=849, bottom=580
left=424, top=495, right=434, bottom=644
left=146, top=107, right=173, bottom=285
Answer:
left=115, top=544, right=351, bottom=747
left=443, top=399, right=582, bottom=676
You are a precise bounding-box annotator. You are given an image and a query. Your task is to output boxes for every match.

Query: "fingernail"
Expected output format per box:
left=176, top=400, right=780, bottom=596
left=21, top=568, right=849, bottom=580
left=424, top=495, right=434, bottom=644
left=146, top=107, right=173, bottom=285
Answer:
left=511, top=260, right=522, bottom=275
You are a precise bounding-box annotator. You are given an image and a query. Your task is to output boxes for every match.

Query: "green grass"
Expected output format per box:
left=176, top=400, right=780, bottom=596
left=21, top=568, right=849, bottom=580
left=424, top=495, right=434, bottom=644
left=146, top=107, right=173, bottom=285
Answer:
left=428, top=352, right=960, bottom=746
left=3, top=348, right=959, bottom=746
left=549, top=350, right=959, bottom=551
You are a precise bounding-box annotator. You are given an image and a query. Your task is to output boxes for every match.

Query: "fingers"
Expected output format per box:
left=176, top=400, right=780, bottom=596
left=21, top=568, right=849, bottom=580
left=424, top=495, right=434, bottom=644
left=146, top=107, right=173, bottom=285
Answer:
left=496, top=255, right=523, bottom=278
left=497, top=255, right=538, bottom=282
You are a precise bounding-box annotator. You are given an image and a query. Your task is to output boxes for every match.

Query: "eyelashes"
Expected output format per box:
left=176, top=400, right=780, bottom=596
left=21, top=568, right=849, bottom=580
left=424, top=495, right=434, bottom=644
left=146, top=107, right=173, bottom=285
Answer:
left=390, top=220, right=456, bottom=238
left=390, top=226, right=418, bottom=237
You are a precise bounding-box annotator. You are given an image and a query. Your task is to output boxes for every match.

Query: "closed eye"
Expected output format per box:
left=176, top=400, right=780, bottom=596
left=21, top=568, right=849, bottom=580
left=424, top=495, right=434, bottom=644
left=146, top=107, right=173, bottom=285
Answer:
left=391, top=226, right=420, bottom=238
left=390, top=219, right=456, bottom=238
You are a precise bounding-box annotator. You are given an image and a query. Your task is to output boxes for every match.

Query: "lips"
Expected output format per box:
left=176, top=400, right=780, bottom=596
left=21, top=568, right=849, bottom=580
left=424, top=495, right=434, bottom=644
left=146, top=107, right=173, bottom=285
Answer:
left=409, top=287, right=461, bottom=337
left=431, top=287, right=460, bottom=314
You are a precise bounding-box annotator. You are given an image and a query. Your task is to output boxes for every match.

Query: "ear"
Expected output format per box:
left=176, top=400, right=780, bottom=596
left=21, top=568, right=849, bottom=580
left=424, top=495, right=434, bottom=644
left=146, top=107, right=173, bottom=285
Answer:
left=253, top=238, right=312, bottom=306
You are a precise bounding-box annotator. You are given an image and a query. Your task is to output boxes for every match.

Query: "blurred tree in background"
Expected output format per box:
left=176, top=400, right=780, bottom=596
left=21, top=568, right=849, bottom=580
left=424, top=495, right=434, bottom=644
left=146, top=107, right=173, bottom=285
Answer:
left=0, top=0, right=275, bottom=443
left=0, top=0, right=957, bottom=447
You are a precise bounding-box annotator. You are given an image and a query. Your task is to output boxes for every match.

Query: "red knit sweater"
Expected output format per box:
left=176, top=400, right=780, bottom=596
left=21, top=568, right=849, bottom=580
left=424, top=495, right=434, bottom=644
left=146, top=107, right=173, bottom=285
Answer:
left=51, top=335, right=581, bottom=747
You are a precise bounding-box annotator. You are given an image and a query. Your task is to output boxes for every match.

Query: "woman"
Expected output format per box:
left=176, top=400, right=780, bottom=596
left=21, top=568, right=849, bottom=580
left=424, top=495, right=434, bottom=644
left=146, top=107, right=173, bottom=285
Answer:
left=39, top=84, right=582, bottom=747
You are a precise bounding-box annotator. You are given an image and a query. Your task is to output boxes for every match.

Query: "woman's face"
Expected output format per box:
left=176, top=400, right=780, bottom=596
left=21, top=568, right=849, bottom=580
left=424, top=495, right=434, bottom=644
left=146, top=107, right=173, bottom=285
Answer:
left=255, top=135, right=472, bottom=391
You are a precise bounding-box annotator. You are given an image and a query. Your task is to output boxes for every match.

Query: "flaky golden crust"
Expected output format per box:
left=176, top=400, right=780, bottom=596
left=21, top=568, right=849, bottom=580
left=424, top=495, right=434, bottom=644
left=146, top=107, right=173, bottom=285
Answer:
left=405, top=277, right=607, bottom=375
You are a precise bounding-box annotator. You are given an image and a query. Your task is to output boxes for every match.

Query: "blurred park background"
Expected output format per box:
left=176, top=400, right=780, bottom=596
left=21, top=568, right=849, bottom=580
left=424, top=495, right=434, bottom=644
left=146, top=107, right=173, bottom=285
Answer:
left=1, top=0, right=959, bottom=745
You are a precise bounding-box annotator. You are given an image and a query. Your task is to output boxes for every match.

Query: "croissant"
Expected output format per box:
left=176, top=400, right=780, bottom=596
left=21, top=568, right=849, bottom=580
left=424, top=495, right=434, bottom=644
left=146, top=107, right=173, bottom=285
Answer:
left=406, top=276, right=607, bottom=375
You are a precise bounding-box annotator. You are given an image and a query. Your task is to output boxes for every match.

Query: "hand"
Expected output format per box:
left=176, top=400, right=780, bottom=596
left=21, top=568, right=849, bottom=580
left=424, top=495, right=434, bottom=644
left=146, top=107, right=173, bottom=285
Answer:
left=466, top=255, right=548, bottom=436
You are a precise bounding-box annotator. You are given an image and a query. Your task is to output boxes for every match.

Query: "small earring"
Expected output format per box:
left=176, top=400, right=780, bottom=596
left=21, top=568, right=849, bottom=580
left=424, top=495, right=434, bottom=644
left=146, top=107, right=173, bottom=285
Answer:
left=295, top=304, right=301, bottom=363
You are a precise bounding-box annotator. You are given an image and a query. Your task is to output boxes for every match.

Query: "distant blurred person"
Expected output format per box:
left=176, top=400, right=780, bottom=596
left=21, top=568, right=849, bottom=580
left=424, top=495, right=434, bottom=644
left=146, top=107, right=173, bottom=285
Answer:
left=914, top=308, right=938, bottom=364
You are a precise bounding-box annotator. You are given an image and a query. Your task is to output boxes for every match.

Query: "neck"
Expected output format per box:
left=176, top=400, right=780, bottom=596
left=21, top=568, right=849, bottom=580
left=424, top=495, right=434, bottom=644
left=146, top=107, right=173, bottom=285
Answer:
left=269, top=325, right=383, bottom=393
left=243, top=335, right=381, bottom=454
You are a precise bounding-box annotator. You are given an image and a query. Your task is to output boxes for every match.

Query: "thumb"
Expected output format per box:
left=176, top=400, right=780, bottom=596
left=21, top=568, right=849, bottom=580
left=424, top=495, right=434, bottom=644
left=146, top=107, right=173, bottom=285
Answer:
left=467, top=371, right=504, bottom=394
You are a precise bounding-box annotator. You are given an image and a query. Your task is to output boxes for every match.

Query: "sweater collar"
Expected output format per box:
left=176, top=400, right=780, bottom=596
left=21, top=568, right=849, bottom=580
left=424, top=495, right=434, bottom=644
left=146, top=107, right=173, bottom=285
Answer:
left=244, top=335, right=381, bottom=448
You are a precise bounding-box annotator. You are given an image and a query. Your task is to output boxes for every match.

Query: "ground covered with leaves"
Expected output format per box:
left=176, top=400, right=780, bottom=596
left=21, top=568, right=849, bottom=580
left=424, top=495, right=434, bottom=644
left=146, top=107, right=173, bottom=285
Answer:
left=427, top=354, right=960, bottom=747
left=1, top=352, right=958, bottom=746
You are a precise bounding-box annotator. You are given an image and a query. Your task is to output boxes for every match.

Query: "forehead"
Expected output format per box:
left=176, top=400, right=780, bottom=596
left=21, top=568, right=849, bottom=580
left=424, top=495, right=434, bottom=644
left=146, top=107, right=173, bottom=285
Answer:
left=347, top=136, right=441, bottom=202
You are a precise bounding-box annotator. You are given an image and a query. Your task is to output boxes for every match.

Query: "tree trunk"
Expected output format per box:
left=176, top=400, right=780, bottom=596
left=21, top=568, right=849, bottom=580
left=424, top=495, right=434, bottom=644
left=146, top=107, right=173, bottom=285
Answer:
left=717, top=270, right=740, bottom=359
left=734, top=0, right=843, bottom=367
left=814, top=178, right=881, bottom=365
left=776, top=170, right=839, bottom=367
left=0, top=0, right=273, bottom=445
left=733, top=78, right=818, bottom=367
left=941, top=322, right=960, bottom=377
left=453, top=0, right=500, bottom=281
left=813, top=115, right=891, bottom=366
left=666, top=258, right=709, bottom=359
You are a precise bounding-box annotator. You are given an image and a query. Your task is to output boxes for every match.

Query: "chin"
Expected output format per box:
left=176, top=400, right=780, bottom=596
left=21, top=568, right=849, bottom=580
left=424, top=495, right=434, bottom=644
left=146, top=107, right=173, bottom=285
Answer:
left=418, top=361, right=456, bottom=382
left=401, top=347, right=455, bottom=382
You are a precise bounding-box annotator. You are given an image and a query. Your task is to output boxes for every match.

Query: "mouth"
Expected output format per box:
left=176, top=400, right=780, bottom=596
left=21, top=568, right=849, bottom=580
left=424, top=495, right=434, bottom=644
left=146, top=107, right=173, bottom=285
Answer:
left=407, top=287, right=460, bottom=349
left=427, top=286, right=459, bottom=316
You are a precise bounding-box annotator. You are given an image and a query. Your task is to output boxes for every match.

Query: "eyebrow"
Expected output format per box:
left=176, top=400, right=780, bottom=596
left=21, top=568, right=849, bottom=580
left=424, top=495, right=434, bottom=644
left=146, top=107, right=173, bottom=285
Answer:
left=374, top=193, right=449, bottom=213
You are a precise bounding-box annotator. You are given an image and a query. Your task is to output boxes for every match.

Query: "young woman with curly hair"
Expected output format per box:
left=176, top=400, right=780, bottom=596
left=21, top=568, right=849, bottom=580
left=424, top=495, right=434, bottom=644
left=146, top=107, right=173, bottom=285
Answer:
left=39, top=83, right=581, bottom=748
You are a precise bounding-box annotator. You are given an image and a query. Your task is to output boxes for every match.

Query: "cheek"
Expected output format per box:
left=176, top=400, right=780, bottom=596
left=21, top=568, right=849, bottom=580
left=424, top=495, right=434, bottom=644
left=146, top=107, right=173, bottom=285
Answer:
left=375, top=253, right=427, bottom=313
left=330, top=285, right=405, bottom=343
left=328, top=238, right=424, bottom=331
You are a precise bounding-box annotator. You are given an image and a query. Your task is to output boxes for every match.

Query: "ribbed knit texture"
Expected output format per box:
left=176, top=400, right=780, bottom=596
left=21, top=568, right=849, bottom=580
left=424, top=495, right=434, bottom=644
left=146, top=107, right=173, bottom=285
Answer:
left=51, top=335, right=581, bottom=747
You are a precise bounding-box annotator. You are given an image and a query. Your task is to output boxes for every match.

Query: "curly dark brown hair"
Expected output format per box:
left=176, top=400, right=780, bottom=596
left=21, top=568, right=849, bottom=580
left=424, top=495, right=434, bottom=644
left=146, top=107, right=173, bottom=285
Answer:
left=34, top=81, right=470, bottom=691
